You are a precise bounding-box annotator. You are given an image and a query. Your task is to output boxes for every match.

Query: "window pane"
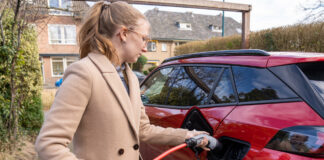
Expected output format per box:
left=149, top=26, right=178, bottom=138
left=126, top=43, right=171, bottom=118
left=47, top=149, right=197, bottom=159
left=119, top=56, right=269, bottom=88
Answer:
left=49, top=25, right=61, bottom=44
left=298, top=62, right=324, bottom=100
left=52, top=61, right=64, bottom=76
left=49, top=0, right=59, bottom=8
left=147, top=42, right=156, bottom=52
left=165, top=66, right=211, bottom=106
left=141, top=67, right=177, bottom=105
left=161, top=43, right=167, bottom=52
left=52, top=57, right=63, bottom=61
left=61, top=0, right=72, bottom=9
left=233, top=66, right=298, bottom=102
left=66, top=57, right=78, bottom=66
left=213, top=68, right=236, bottom=103
left=64, top=26, right=76, bottom=44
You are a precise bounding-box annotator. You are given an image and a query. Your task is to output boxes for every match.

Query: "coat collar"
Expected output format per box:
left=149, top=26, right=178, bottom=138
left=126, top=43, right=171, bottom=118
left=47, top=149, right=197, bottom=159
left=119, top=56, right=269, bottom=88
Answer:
left=88, top=53, right=139, bottom=139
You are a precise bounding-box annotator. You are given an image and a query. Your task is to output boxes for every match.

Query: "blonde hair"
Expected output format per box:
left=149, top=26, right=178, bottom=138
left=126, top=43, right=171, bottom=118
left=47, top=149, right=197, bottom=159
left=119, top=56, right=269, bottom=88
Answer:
left=78, top=1, right=146, bottom=64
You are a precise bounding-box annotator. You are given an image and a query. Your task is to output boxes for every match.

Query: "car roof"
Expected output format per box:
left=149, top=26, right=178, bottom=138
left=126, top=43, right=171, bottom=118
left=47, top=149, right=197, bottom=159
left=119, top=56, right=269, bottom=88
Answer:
left=161, top=49, right=324, bottom=68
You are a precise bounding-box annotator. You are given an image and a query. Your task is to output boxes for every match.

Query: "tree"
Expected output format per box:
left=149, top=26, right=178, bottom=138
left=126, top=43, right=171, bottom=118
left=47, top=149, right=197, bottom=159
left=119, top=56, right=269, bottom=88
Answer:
left=0, top=0, right=86, bottom=151
left=301, top=0, right=324, bottom=22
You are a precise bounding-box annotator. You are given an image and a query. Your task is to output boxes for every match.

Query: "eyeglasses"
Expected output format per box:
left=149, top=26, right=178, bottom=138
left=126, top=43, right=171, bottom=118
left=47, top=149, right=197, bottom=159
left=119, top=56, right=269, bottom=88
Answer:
left=127, top=29, right=151, bottom=45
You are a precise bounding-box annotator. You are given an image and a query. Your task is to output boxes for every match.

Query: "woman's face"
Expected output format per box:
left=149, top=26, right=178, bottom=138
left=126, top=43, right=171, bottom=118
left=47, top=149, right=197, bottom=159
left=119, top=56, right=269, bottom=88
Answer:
left=122, top=19, right=150, bottom=64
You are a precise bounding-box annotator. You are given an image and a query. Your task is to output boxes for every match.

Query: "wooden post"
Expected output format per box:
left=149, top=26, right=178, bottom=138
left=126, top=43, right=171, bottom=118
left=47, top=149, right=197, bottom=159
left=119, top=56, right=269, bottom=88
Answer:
left=242, top=11, right=250, bottom=49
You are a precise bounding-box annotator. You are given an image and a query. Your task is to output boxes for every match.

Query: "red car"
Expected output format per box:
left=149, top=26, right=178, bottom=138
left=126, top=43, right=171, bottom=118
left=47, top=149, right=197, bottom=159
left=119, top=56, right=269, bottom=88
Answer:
left=139, top=49, right=324, bottom=160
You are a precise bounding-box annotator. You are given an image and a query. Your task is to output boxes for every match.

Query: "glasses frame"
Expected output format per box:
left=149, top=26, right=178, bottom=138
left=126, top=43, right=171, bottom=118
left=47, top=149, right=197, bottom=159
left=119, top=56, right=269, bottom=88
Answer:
left=127, top=28, right=151, bottom=45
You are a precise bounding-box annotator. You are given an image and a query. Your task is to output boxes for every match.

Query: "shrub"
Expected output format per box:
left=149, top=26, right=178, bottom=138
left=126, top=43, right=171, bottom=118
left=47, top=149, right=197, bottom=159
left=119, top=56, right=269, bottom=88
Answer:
left=175, top=22, right=324, bottom=55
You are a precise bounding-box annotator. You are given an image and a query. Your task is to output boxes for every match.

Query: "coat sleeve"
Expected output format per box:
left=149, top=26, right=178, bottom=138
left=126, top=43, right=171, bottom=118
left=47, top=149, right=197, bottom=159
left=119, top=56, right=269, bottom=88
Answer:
left=35, top=61, right=92, bottom=160
left=139, top=104, right=189, bottom=146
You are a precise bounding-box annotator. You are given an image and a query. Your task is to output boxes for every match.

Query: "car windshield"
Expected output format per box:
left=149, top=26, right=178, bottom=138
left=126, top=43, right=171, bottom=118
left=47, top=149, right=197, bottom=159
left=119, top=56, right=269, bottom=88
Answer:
left=298, top=62, right=324, bottom=100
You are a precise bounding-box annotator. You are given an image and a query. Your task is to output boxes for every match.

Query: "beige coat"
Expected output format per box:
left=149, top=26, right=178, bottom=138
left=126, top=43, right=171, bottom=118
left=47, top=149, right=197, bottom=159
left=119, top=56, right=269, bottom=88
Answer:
left=35, top=53, right=188, bottom=160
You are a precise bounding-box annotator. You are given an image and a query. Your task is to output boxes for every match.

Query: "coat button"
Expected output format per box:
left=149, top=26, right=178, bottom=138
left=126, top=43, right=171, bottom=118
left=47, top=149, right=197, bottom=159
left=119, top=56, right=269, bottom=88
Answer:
left=133, top=144, right=139, bottom=150
left=118, top=148, right=124, bottom=155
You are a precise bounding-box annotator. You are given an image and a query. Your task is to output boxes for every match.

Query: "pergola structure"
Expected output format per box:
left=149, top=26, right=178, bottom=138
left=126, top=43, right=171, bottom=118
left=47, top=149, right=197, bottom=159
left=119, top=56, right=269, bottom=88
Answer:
left=94, top=0, right=252, bottom=48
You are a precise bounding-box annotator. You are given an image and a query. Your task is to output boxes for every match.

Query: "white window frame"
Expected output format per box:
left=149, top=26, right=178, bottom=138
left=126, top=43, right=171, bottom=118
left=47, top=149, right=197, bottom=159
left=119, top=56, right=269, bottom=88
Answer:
left=161, top=43, right=167, bottom=52
left=210, top=25, right=222, bottom=32
left=179, top=23, right=192, bottom=30
left=48, top=24, right=76, bottom=45
left=48, top=0, right=73, bottom=16
left=147, top=41, right=157, bottom=52
left=50, top=56, right=78, bottom=77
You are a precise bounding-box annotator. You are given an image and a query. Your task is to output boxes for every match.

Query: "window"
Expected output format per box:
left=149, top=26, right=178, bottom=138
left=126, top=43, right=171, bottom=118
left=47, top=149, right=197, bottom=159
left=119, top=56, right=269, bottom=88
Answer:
left=147, top=41, right=156, bottom=52
left=141, top=67, right=177, bottom=105
left=48, top=24, right=76, bottom=44
left=209, top=25, right=222, bottom=32
left=141, top=65, right=235, bottom=106
left=233, top=66, right=298, bottom=102
left=52, top=58, right=64, bottom=76
left=165, top=66, right=221, bottom=106
left=51, top=56, right=79, bottom=77
left=177, top=22, right=192, bottom=30
left=49, top=0, right=72, bottom=15
left=212, top=68, right=236, bottom=103
left=298, top=62, right=324, bottom=100
left=161, top=43, right=167, bottom=52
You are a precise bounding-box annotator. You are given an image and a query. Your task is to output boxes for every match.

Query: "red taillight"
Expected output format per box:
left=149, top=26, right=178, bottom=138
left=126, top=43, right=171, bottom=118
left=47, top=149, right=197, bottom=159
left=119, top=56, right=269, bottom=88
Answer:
left=265, top=126, right=324, bottom=158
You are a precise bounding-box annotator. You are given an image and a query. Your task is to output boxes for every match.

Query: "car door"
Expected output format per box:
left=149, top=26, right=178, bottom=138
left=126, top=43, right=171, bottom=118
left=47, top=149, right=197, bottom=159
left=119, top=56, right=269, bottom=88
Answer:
left=140, top=64, right=237, bottom=160
left=213, top=66, right=302, bottom=160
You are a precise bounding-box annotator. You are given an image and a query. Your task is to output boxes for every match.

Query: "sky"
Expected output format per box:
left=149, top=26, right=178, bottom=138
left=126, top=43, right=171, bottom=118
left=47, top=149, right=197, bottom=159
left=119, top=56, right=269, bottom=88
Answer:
left=130, top=0, right=314, bottom=31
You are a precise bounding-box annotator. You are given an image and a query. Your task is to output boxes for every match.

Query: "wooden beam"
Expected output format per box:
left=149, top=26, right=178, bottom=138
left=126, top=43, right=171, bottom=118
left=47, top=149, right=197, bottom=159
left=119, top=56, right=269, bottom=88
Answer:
left=242, top=11, right=250, bottom=49
left=109, top=0, right=251, bottom=12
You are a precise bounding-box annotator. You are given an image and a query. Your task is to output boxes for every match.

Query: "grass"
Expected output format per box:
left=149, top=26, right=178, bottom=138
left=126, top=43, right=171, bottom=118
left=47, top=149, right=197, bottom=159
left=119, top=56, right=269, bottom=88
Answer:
left=41, top=89, right=57, bottom=111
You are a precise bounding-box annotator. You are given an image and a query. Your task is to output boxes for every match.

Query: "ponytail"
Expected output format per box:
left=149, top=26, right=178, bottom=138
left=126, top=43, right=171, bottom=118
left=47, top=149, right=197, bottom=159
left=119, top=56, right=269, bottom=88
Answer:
left=78, top=1, right=146, bottom=65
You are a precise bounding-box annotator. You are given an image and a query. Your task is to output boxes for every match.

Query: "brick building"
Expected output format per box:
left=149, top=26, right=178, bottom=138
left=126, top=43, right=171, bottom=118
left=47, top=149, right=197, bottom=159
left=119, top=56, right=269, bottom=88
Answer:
left=35, top=0, right=88, bottom=88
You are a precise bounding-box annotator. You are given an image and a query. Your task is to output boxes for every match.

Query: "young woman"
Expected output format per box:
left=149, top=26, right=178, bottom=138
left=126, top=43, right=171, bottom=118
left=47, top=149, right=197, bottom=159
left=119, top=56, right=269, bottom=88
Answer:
left=35, top=1, right=208, bottom=160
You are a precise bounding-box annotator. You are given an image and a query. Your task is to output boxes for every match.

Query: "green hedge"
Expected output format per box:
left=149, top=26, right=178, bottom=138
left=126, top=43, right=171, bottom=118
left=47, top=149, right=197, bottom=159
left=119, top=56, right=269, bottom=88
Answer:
left=175, top=22, right=324, bottom=55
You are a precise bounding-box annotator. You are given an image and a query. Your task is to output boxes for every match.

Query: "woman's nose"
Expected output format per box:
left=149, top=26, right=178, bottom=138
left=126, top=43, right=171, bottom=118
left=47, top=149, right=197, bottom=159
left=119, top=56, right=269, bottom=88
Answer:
left=142, top=46, right=147, bottom=52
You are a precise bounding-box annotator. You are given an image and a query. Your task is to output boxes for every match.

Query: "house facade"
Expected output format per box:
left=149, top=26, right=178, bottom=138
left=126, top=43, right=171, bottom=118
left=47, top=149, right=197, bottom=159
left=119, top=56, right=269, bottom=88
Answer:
left=143, top=8, right=242, bottom=70
left=35, top=0, right=88, bottom=88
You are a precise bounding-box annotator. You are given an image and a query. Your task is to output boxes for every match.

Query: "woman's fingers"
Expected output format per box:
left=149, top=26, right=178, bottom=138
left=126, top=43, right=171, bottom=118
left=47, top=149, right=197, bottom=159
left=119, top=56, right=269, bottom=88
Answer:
left=198, top=137, right=210, bottom=151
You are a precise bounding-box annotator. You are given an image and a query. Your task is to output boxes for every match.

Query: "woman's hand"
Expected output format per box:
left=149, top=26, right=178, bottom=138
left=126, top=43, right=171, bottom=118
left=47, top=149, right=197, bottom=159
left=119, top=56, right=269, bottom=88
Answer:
left=185, top=130, right=211, bottom=151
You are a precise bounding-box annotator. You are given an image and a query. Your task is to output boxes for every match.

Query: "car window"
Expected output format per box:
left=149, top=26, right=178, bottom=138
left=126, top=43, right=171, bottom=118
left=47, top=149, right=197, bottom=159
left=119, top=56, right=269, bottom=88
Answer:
left=212, top=68, right=236, bottom=104
left=140, top=67, right=178, bottom=105
left=298, top=62, right=324, bottom=100
left=233, top=66, right=298, bottom=102
left=165, top=66, right=222, bottom=106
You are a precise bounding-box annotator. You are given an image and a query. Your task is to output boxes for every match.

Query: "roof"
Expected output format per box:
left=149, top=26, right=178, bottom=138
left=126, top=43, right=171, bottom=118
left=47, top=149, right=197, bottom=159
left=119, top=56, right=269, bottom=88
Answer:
left=144, top=9, right=241, bottom=41
left=161, top=50, right=324, bottom=68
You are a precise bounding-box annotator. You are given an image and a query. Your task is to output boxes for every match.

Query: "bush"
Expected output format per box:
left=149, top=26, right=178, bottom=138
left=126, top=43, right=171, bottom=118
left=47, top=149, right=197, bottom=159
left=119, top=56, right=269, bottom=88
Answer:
left=133, top=55, right=148, bottom=71
left=175, top=22, right=324, bottom=55
left=19, top=95, right=43, bottom=136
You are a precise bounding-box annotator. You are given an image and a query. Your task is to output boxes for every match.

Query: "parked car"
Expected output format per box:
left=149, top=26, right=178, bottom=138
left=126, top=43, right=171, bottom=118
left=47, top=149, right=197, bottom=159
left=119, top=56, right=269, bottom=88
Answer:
left=133, top=70, right=146, bottom=83
left=139, top=49, right=324, bottom=160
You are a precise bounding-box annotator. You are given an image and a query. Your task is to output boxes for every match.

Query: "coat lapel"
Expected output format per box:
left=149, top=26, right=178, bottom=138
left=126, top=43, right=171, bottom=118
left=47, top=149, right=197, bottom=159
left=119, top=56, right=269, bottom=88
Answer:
left=125, top=64, right=142, bottom=129
left=88, top=53, right=138, bottom=138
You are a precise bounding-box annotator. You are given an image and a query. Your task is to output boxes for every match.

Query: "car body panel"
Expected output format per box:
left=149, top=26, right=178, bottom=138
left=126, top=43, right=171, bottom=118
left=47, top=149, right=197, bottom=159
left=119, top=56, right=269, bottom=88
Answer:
left=215, top=101, right=324, bottom=158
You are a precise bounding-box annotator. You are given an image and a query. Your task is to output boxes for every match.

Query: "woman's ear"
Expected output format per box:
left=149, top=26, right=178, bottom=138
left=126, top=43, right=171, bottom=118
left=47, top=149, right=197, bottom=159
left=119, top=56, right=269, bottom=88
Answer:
left=118, top=27, right=128, bottom=43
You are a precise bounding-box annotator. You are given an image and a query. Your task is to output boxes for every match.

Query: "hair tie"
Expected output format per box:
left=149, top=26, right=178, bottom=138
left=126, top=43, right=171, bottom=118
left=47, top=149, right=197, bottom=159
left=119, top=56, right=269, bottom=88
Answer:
left=101, top=2, right=110, bottom=11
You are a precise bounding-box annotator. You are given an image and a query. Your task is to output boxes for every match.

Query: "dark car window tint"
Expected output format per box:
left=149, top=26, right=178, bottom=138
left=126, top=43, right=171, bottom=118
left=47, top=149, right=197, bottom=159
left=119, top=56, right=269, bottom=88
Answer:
left=212, top=68, right=236, bottom=103
left=140, top=67, right=178, bottom=105
left=233, top=66, right=298, bottom=102
left=165, top=66, right=222, bottom=106
left=298, top=62, right=324, bottom=100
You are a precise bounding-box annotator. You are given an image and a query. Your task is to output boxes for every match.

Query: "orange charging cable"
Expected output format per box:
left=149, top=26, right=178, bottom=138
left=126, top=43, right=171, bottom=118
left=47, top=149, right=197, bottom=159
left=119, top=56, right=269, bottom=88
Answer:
left=153, top=143, right=187, bottom=160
